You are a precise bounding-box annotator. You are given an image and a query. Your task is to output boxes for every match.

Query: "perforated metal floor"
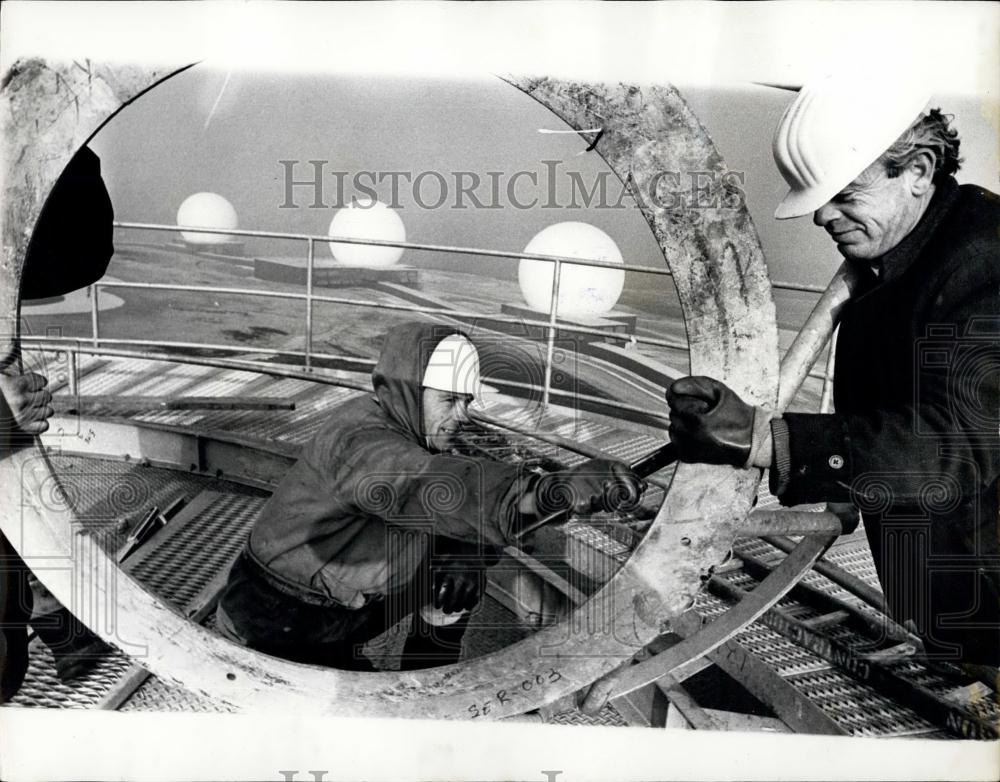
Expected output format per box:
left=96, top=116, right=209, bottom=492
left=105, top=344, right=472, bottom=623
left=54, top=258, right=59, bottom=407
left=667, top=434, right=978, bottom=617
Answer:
left=10, top=641, right=134, bottom=710
left=126, top=492, right=266, bottom=611
left=5, top=456, right=266, bottom=711
left=6, top=355, right=995, bottom=736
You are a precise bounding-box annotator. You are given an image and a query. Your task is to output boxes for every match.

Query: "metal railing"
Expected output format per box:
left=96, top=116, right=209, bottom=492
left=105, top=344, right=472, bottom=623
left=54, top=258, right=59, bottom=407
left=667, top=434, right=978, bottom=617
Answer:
left=72, top=220, right=837, bottom=416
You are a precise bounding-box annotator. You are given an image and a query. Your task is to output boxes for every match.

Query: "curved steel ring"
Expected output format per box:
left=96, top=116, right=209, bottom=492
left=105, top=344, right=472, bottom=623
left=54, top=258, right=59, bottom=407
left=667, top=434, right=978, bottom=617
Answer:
left=0, top=62, right=781, bottom=717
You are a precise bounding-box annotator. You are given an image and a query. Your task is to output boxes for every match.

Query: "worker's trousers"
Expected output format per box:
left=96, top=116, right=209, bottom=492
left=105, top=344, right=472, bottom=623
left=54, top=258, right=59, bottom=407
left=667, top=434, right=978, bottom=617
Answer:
left=216, top=549, right=475, bottom=671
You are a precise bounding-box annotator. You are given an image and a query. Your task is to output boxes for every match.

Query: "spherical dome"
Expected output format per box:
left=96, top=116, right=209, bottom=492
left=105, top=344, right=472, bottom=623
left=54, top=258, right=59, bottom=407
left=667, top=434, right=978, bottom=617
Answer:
left=327, top=198, right=406, bottom=268
left=176, top=192, right=239, bottom=245
left=518, top=222, right=625, bottom=318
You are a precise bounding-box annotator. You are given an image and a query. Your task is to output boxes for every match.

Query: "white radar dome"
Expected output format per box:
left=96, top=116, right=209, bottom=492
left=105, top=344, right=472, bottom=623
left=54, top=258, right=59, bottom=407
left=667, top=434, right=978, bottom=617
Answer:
left=327, top=198, right=406, bottom=268
left=518, top=222, right=625, bottom=319
left=176, top=192, right=239, bottom=245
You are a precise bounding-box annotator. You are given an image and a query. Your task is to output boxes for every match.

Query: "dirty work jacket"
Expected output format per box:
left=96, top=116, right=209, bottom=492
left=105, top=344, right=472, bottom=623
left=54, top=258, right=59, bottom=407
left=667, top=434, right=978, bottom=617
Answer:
left=21, top=147, right=114, bottom=300
left=771, top=178, right=1000, bottom=664
left=248, top=323, right=526, bottom=609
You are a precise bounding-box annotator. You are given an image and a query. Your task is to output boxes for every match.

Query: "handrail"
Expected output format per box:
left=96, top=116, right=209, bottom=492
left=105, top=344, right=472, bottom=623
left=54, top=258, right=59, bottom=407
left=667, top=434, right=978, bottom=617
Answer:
left=98, top=220, right=835, bottom=411
left=18, top=340, right=372, bottom=391
left=114, top=221, right=829, bottom=294
left=305, top=238, right=315, bottom=370
left=117, top=220, right=676, bottom=276
left=18, top=337, right=672, bottom=424
left=88, top=279, right=692, bottom=352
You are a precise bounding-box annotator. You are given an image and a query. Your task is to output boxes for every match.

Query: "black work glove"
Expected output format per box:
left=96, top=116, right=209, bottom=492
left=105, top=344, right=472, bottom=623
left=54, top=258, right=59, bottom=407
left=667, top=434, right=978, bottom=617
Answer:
left=826, top=502, right=861, bottom=535
left=431, top=563, right=482, bottom=614
left=666, top=376, right=754, bottom=467
left=533, top=458, right=644, bottom=517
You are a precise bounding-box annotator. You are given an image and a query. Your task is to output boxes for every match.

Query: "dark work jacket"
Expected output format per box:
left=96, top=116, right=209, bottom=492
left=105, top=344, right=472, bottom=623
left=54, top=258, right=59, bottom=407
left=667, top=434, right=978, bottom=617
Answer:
left=21, top=147, right=114, bottom=300
left=248, top=322, right=525, bottom=608
left=3, top=146, right=112, bottom=701
left=773, top=178, right=1000, bottom=664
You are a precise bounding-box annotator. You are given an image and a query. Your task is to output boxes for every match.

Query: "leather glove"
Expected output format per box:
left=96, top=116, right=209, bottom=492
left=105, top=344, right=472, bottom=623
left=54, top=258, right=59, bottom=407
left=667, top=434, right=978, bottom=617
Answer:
left=826, top=502, right=860, bottom=535
left=432, top=563, right=482, bottom=614
left=533, top=458, right=644, bottom=517
left=666, top=376, right=755, bottom=467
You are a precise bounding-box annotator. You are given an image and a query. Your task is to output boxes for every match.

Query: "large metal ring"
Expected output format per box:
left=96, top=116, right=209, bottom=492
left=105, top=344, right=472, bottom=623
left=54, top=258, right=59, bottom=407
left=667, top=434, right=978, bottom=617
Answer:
left=0, top=62, right=778, bottom=717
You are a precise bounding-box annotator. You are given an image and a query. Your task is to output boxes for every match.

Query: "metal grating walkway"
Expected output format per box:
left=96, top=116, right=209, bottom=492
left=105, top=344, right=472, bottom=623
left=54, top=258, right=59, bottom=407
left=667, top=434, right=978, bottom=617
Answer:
left=5, top=354, right=995, bottom=735
left=127, top=492, right=265, bottom=610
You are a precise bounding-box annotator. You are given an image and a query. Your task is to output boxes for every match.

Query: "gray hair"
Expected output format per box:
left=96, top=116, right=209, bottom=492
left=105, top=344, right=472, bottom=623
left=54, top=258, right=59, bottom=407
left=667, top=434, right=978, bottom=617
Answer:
left=881, top=108, right=962, bottom=183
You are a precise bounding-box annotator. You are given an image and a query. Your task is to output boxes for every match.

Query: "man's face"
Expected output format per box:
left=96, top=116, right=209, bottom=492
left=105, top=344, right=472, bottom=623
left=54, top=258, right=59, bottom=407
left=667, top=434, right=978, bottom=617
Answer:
left=421, top=388, right=473, bottom=452
left=813, top=161, right=927, bottom=260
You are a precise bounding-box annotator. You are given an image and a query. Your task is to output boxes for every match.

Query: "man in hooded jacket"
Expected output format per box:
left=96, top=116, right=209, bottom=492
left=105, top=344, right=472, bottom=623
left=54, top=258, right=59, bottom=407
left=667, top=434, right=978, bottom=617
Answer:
left=218, top=321, right=644, bottom=669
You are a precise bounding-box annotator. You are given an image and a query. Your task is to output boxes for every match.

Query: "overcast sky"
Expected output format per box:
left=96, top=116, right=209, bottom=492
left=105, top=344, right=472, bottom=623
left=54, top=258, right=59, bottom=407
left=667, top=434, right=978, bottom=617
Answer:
left=6, top=2, right=995, bottom=296
left=90, top=64, right=998, bottom=293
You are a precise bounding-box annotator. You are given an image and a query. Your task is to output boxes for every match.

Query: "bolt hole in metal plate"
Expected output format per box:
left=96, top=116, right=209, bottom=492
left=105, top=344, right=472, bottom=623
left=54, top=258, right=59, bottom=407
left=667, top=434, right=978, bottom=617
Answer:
left=0, top=62, right=781, bottom=717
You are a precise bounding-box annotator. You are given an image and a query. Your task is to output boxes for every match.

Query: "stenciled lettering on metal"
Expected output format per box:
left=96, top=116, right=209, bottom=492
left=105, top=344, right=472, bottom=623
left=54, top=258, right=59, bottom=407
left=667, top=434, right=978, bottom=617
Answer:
left=1, top=62, right=784, bottom=716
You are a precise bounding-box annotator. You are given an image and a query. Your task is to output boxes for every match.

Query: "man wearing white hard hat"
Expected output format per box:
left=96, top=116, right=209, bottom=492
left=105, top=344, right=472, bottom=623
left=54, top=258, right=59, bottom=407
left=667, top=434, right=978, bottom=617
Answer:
left=667, top=74, right=999, bottom=666
left=217, top=321, right=643, bottom=669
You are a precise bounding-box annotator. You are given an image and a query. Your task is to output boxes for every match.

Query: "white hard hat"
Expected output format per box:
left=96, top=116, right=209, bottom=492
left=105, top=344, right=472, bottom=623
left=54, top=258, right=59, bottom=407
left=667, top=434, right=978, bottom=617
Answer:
left=421, top=333, right=480, bottom=396
left=773, top=73, right=931, bottom=219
